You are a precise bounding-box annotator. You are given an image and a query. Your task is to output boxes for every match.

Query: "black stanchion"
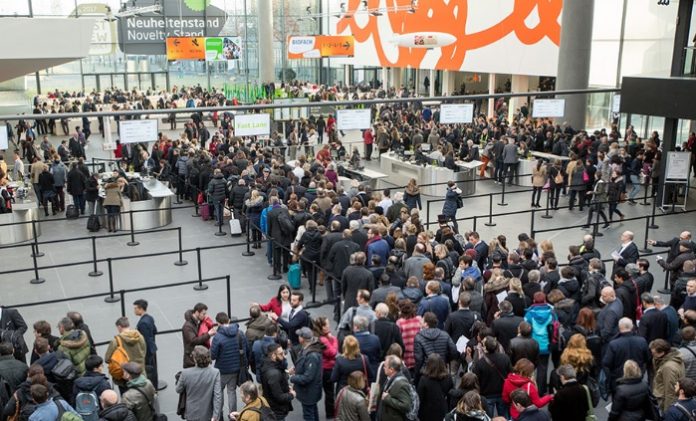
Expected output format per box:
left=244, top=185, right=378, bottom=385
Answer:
left=226, top=275, right=232, bottom=316
left=498, top=179, right=508, bottom=206
left=174, top=227, right=188, bottom=266
left=472, top=215, right=477, bottom=233
left=541, top=189, right=553, bottom=219
left=88, top=236, right=103, bottom=277
left=214, top=212, right=226, bottom=237
left=267, top=238, right=282, bottom=281
left=640, top=217, right=652, bottom=254
left=649, top=195, right=659, bottom=229
left=310, top=265, right=318, bottom=304
left=29, top=241, right=45, bottom=284
left=193, top=247, right=209, bottom=291
left=242, top=220, right=255, bottom=257
left=641, top=183, right=650, bottom=206
left=592, top=201, right=603, bottom=238
left=127, top=211, right=140, bottom=246
left=484, top=194, right=496, bottom=227
left=119, top=290, right=126, bottom=317
left=31, top=220, right=44, bottom=258
left=426, top=200, right=431, bottom=228
left=530, top=208, right=536, bottom=239
left=657, top=272, right=671, bottom=295
left=104, top=258, right=120, bottom=303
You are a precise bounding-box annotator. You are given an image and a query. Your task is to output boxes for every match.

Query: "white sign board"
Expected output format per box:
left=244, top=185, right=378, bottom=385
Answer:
left=235, top=113, right=271, bottom=137
left=532, top=99, right=566, bottom=118
left=440, top=103, right=474, bottom=124
left=119, top=119, right=158, bottom=144
left=274, top=98, right=310, bottom=121
left=0, top=129, right=8, bottom=150
left=337, top=109, right=372, bottom=130
left=612, top=94, right=621, bottom=113
left=666, top=151, right=691, bottom=180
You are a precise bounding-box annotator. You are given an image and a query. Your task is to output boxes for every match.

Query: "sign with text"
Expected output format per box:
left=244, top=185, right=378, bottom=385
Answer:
left=166, top=37, right=205, bottom=60
left=337, top=109, right=372, bottom=130
left=119, top=119, right=158, bottom=144
left=439, top=103, right=474, bottom=124
left=666, top=152, right=691, bottom=180
left=205, top=36, right=242, bottom=61
left=288, top=35, right=355, bottom=59
left=0, top=129, right=8, bottom=150
left=234, top=114, right=271, bottom=137
left=532, top=99, right=566, bottom=118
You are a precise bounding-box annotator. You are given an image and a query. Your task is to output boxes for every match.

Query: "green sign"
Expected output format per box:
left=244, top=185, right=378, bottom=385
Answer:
left=205, top=37, right=223, bottom=61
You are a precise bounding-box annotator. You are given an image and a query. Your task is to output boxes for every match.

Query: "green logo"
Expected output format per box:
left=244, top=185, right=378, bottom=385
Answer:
left=184, top=0, right=211, bottom=12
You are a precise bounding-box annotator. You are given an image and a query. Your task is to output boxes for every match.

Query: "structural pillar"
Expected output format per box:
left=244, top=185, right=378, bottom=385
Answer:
left=390, top=68, right=402, bottom=89
left=441, top=71, right=456, bottom=95
left=257, top=0, right=275, bottom=83
left=487, top=73, right=496, bottom=117
left=508, top=75, right=530, bottom=121
left=555, top=0, right=595, bottom=129
left=428, top=69, right=436, bottom=97
left=381, top=67, right=389, bottom=89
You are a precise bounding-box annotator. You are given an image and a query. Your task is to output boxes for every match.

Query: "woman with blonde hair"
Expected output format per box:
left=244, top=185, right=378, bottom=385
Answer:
left=505, top=278, right=530, bottom=317
left=404, top=178, right=421, bottom=210
left=447, top=390, right=489, bottom=421
left=608, top=360, right=653, bottom=421
left=330, top=335, right=374, bottom=396
left=549, top=333, right=596, bottom=393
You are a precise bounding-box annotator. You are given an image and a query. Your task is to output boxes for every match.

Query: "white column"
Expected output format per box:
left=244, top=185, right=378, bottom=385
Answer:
left=441, top=71, right=456, bottom=95
left=428, top=69, right=436, bottom=97
left=344, top=65, right=350, bottom=87
left=390, top=68, right=402, bottom=89
left=508, top=75, right=530, bottom=121
left=487, top=73, right=496, bottom=117
left=381, top=67, right=389, bottom=89
left=257, top=0, right=275, bottom=83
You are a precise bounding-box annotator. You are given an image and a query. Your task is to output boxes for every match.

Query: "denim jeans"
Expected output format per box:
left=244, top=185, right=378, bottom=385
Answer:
left=72, top=194, right=85, bottom=214
left=213, top=200, right=223, bottom=226
left=301, top=403, right=319, bottom=421
left=629, top=174, right=641, bottom=199
left=220, top=372, right=239, bottom=412
left=484, top=395, right=509, bottom=419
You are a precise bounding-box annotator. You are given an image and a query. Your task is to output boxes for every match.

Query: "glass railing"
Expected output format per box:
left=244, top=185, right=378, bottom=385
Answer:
left=684, top=47, right=696, bottom=77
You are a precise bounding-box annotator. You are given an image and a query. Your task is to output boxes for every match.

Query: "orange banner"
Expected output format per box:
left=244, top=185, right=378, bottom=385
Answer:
left=166, top=37, right=205, bottom=61
left=287, top=35, right=354, bottom=59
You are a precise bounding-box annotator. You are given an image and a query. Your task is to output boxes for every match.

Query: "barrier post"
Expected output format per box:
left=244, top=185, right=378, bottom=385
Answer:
left=88, top=236, right=103, bottom=277
left=104, top=258, right=120, bottom=303
left=649, top=195, right=659, bottom=229
left=267, top=237, right=282, bottom=281
left=640, top=217, right=653, bottom=253
left=29, top=241, right=46, bottom=285
left=242, top=220, right=255, bottom=257
left=426, top=200, right=431, bottom=228
left=530, top=208, right=536, bottom=238
left=191, top=186, right=200, bottom=217
left=119, top=290, right=126, bottom=317
left=541, top=189, right=553, bottom=219
left=484, top=194, right=496, bottom=227
left=31, top=220, right=44, bottom=258
left=214, top=212, right=226, bottom=237
left=226, top=275, right=232, bottom=316
left=593, top=201, right=604, bottom=238
left=498, top=179, right=508, bottom=206
left=641, top=182, right=650, bottom=206
left=657, top=272, right=671, bottom=295
left=472, top=215, right=477, bottom=233
left=310, top=263, right=318, bottom=304
left=174, top=227, right=188, bottom=266
left=127, top=211, right=140, bottom=246
left=193, top=247, right=209, bottom=290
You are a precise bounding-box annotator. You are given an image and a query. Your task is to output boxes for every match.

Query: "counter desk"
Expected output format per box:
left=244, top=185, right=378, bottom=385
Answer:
left=119, top=178, right=175, bottom=231
left=380, top=153, right=481, bottom=197
left=0, top=199, right=42, bottom=245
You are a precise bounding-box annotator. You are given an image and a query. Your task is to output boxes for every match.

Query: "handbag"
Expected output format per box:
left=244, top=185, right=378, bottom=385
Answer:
left=237, top=334, right=252, bottom=383
left=554, top=172, right=564, bottom=185
left=583, top=385, right=597, bottom=421
left=368, top=362, right=383, bottom=412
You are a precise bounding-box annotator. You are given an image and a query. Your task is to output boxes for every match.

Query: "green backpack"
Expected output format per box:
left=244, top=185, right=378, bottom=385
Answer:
left=54, top=397, right=83, bottom=421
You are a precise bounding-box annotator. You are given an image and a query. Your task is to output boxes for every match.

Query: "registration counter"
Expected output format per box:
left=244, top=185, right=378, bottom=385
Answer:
left=119, top=178, right=174, bottom=231
left=0, top=199, right=42, bottom=245
left=380, top=153, right=480, bottom=197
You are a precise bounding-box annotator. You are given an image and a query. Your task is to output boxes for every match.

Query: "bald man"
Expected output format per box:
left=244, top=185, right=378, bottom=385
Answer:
left=597, top=287, right=624, bottom=347
left=613, top=231, right=639, bottom=274
left=602, top=317, right=651, bottom=394
left=99, top=390, right=137, bottom=421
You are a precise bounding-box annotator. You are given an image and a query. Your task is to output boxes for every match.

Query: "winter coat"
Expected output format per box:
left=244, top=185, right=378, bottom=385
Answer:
left=297, top=228, right=323, bottom=260
left=336, top=386, right=370, bottom=421
left=484, top=276, right=509, bottom=325
left=379, top=375, right=412, bottom=421
left=50, top=162, right=67, bottom=187
left=206, top=174, right=227, bottom=204
left=602, top=333, right=650, bottom=393
left=122, top=376, right=157, bottom=421
left=260, top=357, right=293, bottom=418
left=105, top=330, right=146, bottom=384
left=102, top=183, right=122, bottom=208
left=98, top=403, right=137, bottom=421
left=548, top=380, right=589, bottom=421
left=417, top=295, right=451, bottom=329
left=366, top=237, right=390, bottom=268
left=58, top=329, right=91, bottom=375
left=210, top=324, right=249, bottom=375
left=66, top=168, right=87, bottom=196
left=73, top=371, right=112, bottom=402
left=341, top=266, right=375, bottom=310
left=318, top=334, right=338, bottom=372
left=414, top=328, right=457, bottom=373
left=327, top=239, right=361, bottom=280
left=181, top=310, right=210, bottom=368
left=290, top=339, right=324, bottom=405
left=532, top=164, right=547, bottom=187
left=502, top=373, right=553, bottom=420
left=245, top=315, right=273, bottom=345
left=417, top=374, right=453, bottom=421
left=175, top=366, right=221, bottom=421
left=607, top=377, right=651, bottom=421
left=331, top=354, right=374, bottom=393
left=471, top=351, right=512, bottom=397
left=524, top=304, right=556, bottom=355
left=373, top=318, right=404, bottom=360
left=442, top=187, right=461, bottom=217
left=509, top=336, right=540, bottom=365
left=653, top=349, right=686, bottom=412
left=0, top=355, right=27, bottom=392
left=615, top=281, right=639, bottom=321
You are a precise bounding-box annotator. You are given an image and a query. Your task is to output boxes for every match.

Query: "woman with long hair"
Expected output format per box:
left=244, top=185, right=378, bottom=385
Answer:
left=417, top=354, right=453, bottom=421
left=506, top=278, right=531, bottom=317
left=447, top=390, right=491, bottom=421
left=335, top=371, right=370, bottom=421
left=549, top=333, right=595, bottom=393
left=502, top=358, right=553, bottom=420
left=330, top=335, right=374, bottom=395
left=256, top=284, right=292, bottom=320
left=531, top=158, right=547, bottom=208
left=448, top=372, right=488, bottom=412
left=569, top=307, right=602, bottom=369
left=313, top=317, right=338, bottom=419
left=548, top=160, right=563, bottom=210
left=395, top=300, right=422, bottom=373
left=404, top=178, right=421, bottom=210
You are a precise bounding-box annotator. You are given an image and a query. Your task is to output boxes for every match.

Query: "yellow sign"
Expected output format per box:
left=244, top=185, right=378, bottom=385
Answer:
left=287, top=35, right=355, bottom=59
left=166, top=37, right=205, bottom=61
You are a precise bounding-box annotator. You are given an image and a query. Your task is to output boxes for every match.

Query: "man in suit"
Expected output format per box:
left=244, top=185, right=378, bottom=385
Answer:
left=597, top=287, right=624, bottom=350
left=612, top=230, right=639, bottom=274
left=267, top=197, right=293, bottom=274
left=133, top=299, right=159, bottom=389
left=638, top=293, right=669, bottom=343
left=277, top=292, right=311, bottom=361
left=0, top=305, right=28, bottom=363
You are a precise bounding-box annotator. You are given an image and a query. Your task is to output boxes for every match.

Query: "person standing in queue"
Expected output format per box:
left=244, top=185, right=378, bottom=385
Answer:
left=442, top=181, right=462, bottom=233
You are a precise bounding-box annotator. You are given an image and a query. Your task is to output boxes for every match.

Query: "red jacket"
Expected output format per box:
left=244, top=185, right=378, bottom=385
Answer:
left=319, top=334, right=338, bottom=371
left=259, top=296, right=283, bottom=317
left=196, top=316, right=215, bottom=348
left=502, top=373, right=553, bottom=420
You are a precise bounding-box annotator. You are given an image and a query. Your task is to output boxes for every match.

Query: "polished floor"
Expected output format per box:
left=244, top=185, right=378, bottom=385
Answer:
left=1, top=127, right=694, bottom=420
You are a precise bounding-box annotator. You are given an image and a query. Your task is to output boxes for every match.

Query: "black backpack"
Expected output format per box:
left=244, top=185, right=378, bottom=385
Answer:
left=243, top=404, right=276, bottom=421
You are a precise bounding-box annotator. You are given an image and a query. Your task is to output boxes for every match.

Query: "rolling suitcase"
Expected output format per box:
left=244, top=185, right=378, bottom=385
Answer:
left=66, top=204, right=79, bottom=219
left=229, top=209, right=242, bottom=236
left=86, top=213, right=100, bottom=232
left=288, top=263, right=301, bottom=289
left=200, top=203, right=211, bottom=221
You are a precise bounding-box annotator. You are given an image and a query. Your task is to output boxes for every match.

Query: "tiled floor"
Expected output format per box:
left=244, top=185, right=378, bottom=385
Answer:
left=2, top=128, right=695, bottom=420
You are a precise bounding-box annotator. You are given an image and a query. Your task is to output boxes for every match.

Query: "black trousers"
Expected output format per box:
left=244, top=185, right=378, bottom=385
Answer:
left=272, top=245, right=290, bottom=274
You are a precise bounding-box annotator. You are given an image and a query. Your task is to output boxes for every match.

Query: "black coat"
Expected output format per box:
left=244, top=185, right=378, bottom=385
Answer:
left=260, top=357, right=293, bottom=417
left=136, top=314, right=158, bottom=359
left=267, top=206, right=293, bottom=246
left=508, top=336, right=539, bottom=365
left=615, top=281, right=638, bottom=320
left=548, top=380, right=590, bottom=421
left=505, top=292, right=531, bottom=317
left=66, top=168, right=87, bottom=196
left=0, top=307, right=28, bottom=354
left=417, top=375, right=453, bottom=421
left=373, top=319, right=404, bottom=360
left=99, top=402, right=137, bottom=421
left=445, top=310, right=480, bottom=346
left=320, top=231, right=343, bottom=268
left=471, top=352, right=512, bottom=397
left=327, top=240, right=361, bottom=280
left=341, top=266, right=375, bottom=309
left=602, top=333, right=650, bottom=392
left=607, top=377, right=651, bottom=421
left=492, top=313, right=523, bottom=351
left=637, top=307, right=669, bottom=343
left=615, top=242, right=639, bottom=271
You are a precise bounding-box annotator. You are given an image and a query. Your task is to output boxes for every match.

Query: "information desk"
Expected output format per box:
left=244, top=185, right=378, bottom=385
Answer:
left=341, top=166, right=389, bottom=190
left=120, top=178, right=174, bottom=231
left=0, top=199, right=42, bottom=245
left=380, top=153, right=480, bottom=197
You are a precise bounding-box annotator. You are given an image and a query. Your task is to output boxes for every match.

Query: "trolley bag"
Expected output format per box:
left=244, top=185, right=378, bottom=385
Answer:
left=66, top=205, right=79, bottom=219
left=288, top=263, right=301, bottom=289
left=200, top=203, right=211, bottom=221
left=229, top=209, right=242, bottom=236
left=86, top=208, right=100, bottom=232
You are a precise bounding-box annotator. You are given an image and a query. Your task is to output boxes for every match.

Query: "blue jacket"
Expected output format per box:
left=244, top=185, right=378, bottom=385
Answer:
left=664, top=398, right=696, bottom=421
left=442, top=188, right=460, bottom=217
left=290, top=339, right=323, bottom=405
left=251, top=336, right=279, bottom=382
left=259, top=204, right=273, bottom=233
left=355, top=331, right=382, bottom=374
left=524, top=304, right=556, bottom=355
left=29, top=399, right=78, bottom=421
left=367, top=238, right=390, bottom=267
left=210, top=324, right=249, bottom=375
left=136, top=314, right=158, bottom=358
left=417, top=295, right=451, bottom=330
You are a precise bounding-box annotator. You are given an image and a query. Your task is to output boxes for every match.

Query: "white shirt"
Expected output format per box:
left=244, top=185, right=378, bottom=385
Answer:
left=378, top=198, right=393, bottom=213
